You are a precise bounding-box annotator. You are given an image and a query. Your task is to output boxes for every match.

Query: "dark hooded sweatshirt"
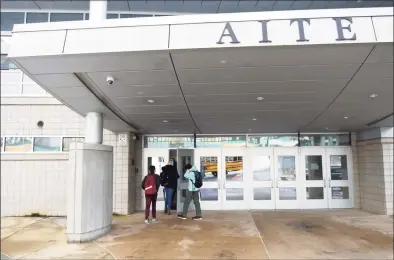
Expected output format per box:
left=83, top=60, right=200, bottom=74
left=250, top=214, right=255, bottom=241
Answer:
left=160, top=164, right=179, bottom=189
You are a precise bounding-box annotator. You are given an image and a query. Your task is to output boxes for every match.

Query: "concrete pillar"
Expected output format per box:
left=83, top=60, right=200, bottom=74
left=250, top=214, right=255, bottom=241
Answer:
left=357, top=127, right=393, bottom=215
left=89, top=0, right=107, bottom=21
left=67, top=142, right=113, bottom=243
left=84, top=112, right=103, bottom=144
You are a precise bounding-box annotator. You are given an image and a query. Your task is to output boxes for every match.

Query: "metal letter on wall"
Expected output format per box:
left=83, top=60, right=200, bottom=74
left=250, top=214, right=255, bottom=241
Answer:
left=216, top=22, right=240, bottom=44
left=333, top=17, right=357, bottom=41
left=290, top=18, right=311, bottom=42
left=258, top=20, right=272, bottom=43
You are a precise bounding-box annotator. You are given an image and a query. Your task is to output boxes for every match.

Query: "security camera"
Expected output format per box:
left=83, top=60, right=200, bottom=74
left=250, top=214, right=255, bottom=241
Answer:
left=106, top=76, right=114, bottom=85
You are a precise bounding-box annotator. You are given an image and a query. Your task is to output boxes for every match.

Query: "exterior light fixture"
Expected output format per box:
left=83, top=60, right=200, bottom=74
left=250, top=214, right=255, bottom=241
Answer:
left=325, top=127, right=329, bottom=130
left=369, top=94, right=378, bottom=98
left=252, top=118, right=257, bottom=121
left=163, top=120, right=168, bottom=123
left=344, top=116, right=348, bottom=119
left=148, top=99, right=155, bottom=103
left=257, top=97, right=264, bottom=101
left=220, top=60, right=227, bottom=64
left=249, top=129, right=252, bottom=131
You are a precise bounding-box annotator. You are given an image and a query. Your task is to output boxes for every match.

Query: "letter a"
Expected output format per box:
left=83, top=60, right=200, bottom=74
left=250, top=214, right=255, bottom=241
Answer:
left=216, top=22, right=240, bottom=44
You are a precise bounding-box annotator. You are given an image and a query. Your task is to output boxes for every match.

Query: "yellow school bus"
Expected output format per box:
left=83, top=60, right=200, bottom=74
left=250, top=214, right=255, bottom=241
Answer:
left=201, top=156, right=242, bottom=177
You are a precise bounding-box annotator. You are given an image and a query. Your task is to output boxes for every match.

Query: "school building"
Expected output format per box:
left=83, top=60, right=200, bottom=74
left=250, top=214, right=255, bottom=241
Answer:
left=1, top=0, right=393, bottom=242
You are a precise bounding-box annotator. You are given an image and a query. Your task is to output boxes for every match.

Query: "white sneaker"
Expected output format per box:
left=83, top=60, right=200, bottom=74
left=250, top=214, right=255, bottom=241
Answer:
left=144, top=219, right=149, bottom=224
left=152, top=218, right=157, bottom=223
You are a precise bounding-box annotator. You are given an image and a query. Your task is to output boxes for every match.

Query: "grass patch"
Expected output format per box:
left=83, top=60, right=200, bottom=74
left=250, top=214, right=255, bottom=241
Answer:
left=25, top=212, right=47, bottom=217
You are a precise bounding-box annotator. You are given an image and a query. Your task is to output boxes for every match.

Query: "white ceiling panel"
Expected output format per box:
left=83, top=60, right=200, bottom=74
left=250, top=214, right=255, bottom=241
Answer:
left=114, top=96, right=183, bottom=106
left=99, top=84, right=181, bottom=97
left=189, top=102, right=326, bottom=113
left=87, top=70, right=177, bottom=86
left=177, top=64, right=359, bottom=84
left=123, top=105, right=187, bottom=114
left=185, top=92, right=338, bottom=105
left=366, top=44, right=394, bottom=63
left=171, top=45, right=372, bottom=69
left=181, top=79, right=348, bottom=95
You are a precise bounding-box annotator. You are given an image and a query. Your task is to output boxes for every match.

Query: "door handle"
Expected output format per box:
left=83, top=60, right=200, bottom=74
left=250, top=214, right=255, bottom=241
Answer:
left=276, top=180, right=279, bottom=188
left=271, top=180, right=273, bottom=188
left=328, top=178, right=331, bottom=188
left=323, top=178, right=326, bottom=188
left=223, top=182, right=226, bottom=189
left=218, top=181, right=220, bottom=190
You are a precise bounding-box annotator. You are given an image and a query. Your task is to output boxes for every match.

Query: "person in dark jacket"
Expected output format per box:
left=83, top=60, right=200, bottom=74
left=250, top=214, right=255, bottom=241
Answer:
left=141, top=165, right=161, bottom=224
left=160, top=158, right=179, bottom=215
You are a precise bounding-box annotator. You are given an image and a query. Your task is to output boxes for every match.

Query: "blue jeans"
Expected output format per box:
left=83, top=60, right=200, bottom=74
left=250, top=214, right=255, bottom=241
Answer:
left=164, top=187, right=174, bottom=211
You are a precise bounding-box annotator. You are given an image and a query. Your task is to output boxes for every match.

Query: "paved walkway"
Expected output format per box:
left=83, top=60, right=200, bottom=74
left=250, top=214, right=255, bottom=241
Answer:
left=1, top=210, right=393, bottom=259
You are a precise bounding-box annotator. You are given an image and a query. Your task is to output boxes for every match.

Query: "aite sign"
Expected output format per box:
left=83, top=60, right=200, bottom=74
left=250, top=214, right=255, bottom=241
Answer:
left=216, top=17, right=357, bottom=44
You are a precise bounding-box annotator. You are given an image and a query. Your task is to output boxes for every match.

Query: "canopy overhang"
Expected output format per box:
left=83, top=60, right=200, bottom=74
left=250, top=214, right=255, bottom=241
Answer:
left=8, top=7, right=393, bottom=134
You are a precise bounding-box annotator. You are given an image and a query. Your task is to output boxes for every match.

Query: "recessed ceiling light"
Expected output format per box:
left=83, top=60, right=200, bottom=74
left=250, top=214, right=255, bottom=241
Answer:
left=252, top=118, right=257, bottom=121
left=137, top=92, right=144, bottom=95
left=325, top=127, right=329, bottom=130
left=344, top=116, right=348, bottom=119
left=257, top=96, right=264, bottom=101
left=220, top=60, right=227, bottom=64
left=357, top=0, right=362, bottom=3
left=163, top=120, right=168, bottom=123
left=148, top=99, right=155, bottom=103
left=369, top=94, right=378, bottom=99
left=249, top=129, right=252, bottom=131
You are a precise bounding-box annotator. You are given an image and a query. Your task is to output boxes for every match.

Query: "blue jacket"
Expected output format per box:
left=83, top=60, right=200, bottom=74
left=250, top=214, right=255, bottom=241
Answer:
left=184, top=165, right=200, bottom=191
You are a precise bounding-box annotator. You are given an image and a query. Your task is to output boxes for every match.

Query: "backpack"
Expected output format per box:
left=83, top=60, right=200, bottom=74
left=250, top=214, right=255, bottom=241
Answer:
left=160, top=171, right=169, bottom=187
left=192, top=171, right=203, bottom=189
left=144, top=175, right=157, bottom=195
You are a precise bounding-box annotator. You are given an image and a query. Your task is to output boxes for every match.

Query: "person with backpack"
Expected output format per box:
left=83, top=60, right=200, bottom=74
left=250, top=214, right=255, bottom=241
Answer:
left=141, top=165, right=161, bottom=224
left=160, top=158, right=179, bottom=215
left=177, top=164, right=203, bottom=220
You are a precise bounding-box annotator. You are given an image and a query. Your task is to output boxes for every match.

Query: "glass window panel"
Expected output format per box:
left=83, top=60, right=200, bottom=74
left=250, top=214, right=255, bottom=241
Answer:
left=254, top=188, right=271, bottom=200
left=5, top=137, right=32, bottom=152
left=107, top=13, right=119, bottom=19
left=200, top=188, right=218, bottom=201
left=330, top=155, right=348, bottom=180
left=143, top=136, right=193, bottom=148
left=278, top=156, right=296, bottom=181
left=306, top=187, right=324, bottom=199
left=300, top=134, right=350, bottom=146
left=157, top=186, right=164, bottom=201
left=84, top=13, right=89, bottom=20
left=331, top=187, right=349, bottom=199
left=225, top=156, right=243, bottom=181
left=200, top=156, right=218, bottom=182
left=147, top=156, right=166, bottom=175
left=279, top=187, right=297, bottom=200
left=226, top=188, right=243, bottom=201
left=248, top=136, right=298, bottom=147
left=33, top=137, right=61, bottom=152
left=120, top=14, right=152, bottom=18
left=1, top=12, right=25, bottom=31
left=253, top=156, right=271, bottom=181
left=196, top=136, right=246, bottom=148
left=26, top=13, right=48, bottom=23
left=305, top=155, right=323, bottom=180
left=50, top=13, right=84, bottom=22
left=180, top=156, right=192, bottom=181
left=1, top=55, right=17, bottom=70
left=62, top=137, right=84, bottom=151
left=1, top=137, right=4, bottom=152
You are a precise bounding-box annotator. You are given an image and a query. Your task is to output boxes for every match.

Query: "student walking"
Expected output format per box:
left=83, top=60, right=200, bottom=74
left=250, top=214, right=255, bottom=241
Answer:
left=160, top=158, right=179, bottom=215
left=141, top=165, right=161, bottom=224
left=177, top=164, right=203, bottom=220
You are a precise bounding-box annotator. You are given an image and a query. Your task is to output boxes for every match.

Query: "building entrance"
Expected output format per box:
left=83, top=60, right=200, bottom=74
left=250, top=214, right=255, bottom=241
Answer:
left=143, top=146, right=353, bottom=212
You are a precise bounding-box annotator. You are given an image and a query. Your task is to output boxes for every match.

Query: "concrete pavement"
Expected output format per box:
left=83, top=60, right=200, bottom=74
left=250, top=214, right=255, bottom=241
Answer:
left=1, top=210, right=393, bottom=259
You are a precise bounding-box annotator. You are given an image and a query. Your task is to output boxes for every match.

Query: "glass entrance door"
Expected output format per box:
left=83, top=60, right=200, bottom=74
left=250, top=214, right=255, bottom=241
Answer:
left=195, top=148, right=222, bottom=210
left=274, top=148, right=301, bottom=209
left=177, top=149, right=194, bottom=213
left=327, top=147, right=353, bottom=209
left=221, top=148, right=247, bottom=210
left=247, top=148, right=275, bottom=209
left=300, top=148, right=328, bottom=209
left=143, top=148, right=168, bottom=211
